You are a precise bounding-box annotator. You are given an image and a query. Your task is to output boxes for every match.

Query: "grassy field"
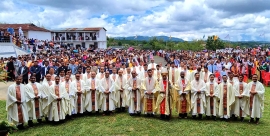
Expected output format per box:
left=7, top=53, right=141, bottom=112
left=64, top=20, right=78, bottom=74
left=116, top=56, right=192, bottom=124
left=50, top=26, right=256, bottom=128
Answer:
left=1, top=87, right=269, bottom=136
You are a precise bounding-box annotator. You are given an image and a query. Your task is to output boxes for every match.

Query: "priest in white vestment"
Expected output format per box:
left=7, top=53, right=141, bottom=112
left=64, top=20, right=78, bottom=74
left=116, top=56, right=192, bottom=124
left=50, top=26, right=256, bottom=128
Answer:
left=247, top=74, right=265, bottom=124
left=205, top=74, right=219, bottom=120
left=48, top=76, right=69, bottom=122
left=233, top=75, right=250, bottom=121
left=138, top=64, right=148, bottom=82
left=154, top=65, right=162, bottom=82
left=41, top=74, right=54, bottom=121
left=217, top=75, right=235, bottom=121
left=169, top=62, right=180, bottom=85
left=114, top=70, right=128, bottom=112
left=62, top=75, right=75, bottom=117
left=6, top=76, right=29, bottom=129
left=110, top=68, right=118, bottom=82
left=190, top=72, right=206, bottom=119
left=96, top=67, right=105, bottom=80
left=147, top=59, right=157, bottom=70
left=25, top=75, right=43, bottom=126
left=127, top=70, right=142, bottom=116
left=141, top=69, right=157, bottom=116
left=70, top=73, right=86, bottom=115
left=83, top=67, right=92, bottom=83
left=85, top=71, right=100, bottom=114
left=189, top=66, right=204, bottom=82
left=99, top=71, right=116, bottom=115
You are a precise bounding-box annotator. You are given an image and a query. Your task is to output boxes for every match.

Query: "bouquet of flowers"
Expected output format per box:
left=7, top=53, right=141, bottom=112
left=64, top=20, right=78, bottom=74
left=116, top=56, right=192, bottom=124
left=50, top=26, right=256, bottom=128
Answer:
left=0, top=121, right=18, bottom=135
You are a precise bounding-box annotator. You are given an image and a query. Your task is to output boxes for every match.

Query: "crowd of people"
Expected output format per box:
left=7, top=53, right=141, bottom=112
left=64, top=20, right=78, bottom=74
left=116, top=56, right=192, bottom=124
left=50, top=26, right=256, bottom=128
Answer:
left=2, top=46, right=266, bottom=130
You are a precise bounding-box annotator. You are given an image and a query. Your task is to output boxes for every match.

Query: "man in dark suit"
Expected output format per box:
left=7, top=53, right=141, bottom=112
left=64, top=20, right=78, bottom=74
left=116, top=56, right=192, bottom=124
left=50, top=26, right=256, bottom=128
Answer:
left=41, top=61, right=51, bottom=80
left=57, top=61, right=68, bottom=75
left=30, top=60, right=42, bottom=83
left=17, top=61, right=29, bottom=84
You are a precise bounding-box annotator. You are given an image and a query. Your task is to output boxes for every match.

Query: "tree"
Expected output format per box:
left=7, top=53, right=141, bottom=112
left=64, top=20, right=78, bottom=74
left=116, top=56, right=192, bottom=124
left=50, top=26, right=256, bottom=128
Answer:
left=206, top=35, right=225, bottom=50
left=118, top=41, right=122, bottom=46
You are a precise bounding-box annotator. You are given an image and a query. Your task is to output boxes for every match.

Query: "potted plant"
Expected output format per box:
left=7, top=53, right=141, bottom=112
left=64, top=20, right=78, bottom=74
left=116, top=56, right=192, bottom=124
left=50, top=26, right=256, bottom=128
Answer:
left=0, top=121, right=18, bottom=136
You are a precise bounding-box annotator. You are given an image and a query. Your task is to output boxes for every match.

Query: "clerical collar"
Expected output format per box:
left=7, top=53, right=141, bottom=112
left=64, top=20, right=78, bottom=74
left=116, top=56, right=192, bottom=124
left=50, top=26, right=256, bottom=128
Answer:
left=210, top=82, right=214, bottom=84
left=92, top=78, right=95, bottom=80
left=133, top=78, right=136, bottom=80
left=31, top=82, right=35, bottom=84
left=55, top=84, right=59, bottom=86
left=253, top=81, right=257, bottom=84
left=16, top=84, right=20, bottom=86
left=239, top=82, right=243, bottom=84
left=66, top=81, right=69, bottom=83
left=223, top=82, right=227, bottom=84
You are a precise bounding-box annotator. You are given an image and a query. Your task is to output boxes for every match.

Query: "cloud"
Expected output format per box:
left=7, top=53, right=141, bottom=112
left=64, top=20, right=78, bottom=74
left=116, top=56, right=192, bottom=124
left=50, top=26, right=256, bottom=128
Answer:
left=0, top=0, right=270, bottom=41
left=205, top=0, right=270, bottom=14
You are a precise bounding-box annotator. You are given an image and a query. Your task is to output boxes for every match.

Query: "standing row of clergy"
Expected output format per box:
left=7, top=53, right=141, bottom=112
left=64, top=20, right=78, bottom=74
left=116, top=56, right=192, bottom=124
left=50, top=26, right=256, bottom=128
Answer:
left=6, top=64, right=265, bottom=129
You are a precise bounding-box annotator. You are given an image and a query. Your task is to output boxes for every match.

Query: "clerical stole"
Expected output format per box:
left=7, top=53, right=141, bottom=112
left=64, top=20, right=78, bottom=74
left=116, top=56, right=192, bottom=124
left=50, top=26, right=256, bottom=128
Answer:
left=120, top=77, right=123, bottom=106
left=65, top=82, right=69, bottom=94
left=16, top=86, right=23, bottom=123
left=157, top=71, right=160, bottom=81
left=250, top=84, right=256, bottom=115
left=112, top=75, right=116, bottom=81
left=32, top=84, right=40, bottom=117
left=133, top=79, right=137, bottom=111
left=55, top=85, right=60, bottom=116
left=160, top=81, right=167, bottom=114
left=239, top=83, right=243, bottom=117
left=196, top=82, right=201, bottom=114
left=91, top=79, right=96, bottom=110
left=106, top=79, right=110, bottom=111
left=172, top=69, right=175, bottom=84
left=223, top=84, right=228, bottom=115
left=210, top=84, right=214, bottom=114
left=204, top=73, right=208, bottom=83
left=181, top=79, right=187, bottom=113
left=77, top=82, right=82, bottom=113
left=146, top=79, right=153, bottom=112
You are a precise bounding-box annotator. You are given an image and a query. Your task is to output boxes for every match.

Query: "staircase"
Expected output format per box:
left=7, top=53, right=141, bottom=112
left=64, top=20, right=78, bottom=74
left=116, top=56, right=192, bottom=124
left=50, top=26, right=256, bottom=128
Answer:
left=0, top=42, right=30, bottom=58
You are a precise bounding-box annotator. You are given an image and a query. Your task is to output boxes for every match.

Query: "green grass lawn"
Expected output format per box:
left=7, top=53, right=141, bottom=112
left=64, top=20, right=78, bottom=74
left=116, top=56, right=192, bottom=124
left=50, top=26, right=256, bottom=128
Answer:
left=1, top=87, right=269, bottom=136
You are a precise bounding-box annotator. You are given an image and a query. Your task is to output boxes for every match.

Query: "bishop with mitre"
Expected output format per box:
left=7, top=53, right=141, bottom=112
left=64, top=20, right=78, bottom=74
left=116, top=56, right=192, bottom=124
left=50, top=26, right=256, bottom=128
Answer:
left=155, top=68, right=173, bottom=120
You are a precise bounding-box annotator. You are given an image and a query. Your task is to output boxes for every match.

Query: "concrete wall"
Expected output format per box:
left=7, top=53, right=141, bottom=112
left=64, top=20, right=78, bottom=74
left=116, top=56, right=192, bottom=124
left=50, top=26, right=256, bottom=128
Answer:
left=28, top=31, right=51, bottom=41
left=97, top=29, right=107, bottom=49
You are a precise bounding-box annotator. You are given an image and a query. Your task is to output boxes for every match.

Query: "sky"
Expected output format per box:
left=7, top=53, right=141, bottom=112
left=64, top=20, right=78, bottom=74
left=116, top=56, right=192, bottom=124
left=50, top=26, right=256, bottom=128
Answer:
left=0, top=0, right=270, bottom=41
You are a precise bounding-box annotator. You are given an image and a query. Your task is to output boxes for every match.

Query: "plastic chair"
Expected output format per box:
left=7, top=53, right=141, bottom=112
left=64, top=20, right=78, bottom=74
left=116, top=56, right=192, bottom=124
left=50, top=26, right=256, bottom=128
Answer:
left=263, top=73, right=270, bottom=86
left=261, top=70, right=266, bottom=82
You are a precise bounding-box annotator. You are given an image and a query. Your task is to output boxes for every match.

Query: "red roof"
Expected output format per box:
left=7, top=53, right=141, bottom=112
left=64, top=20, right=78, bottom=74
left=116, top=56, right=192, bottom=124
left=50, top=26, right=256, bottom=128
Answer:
left=55, top=27, right=107, bottom=31
left=0, top=23, right=51, bottom=32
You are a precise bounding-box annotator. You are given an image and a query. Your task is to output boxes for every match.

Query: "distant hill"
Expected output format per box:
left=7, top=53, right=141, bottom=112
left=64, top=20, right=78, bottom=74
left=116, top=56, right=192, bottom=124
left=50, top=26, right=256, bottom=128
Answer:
left=114, top=36, right=184, bottom=42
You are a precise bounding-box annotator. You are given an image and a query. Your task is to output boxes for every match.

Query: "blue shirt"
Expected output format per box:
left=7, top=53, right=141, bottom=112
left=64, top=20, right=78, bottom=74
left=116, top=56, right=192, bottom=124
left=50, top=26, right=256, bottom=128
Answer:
left=208, top=64, right=217, bottom=73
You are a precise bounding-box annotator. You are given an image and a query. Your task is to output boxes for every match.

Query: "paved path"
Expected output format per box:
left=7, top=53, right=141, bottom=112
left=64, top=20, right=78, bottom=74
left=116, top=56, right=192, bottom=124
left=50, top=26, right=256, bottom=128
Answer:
left=0, top=56, right=166, bottom=100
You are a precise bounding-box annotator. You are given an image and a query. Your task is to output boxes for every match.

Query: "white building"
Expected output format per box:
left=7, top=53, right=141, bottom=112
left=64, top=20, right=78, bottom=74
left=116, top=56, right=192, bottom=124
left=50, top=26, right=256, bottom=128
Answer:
left=51, top=27, right=107, bottom=49
left=0, top=23, right=51, bottom=41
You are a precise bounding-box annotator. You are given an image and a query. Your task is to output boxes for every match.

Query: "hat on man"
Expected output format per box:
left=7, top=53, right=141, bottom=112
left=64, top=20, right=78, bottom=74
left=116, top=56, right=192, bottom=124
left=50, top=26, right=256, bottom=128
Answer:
left=161, top=68, right=168, bottom=75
